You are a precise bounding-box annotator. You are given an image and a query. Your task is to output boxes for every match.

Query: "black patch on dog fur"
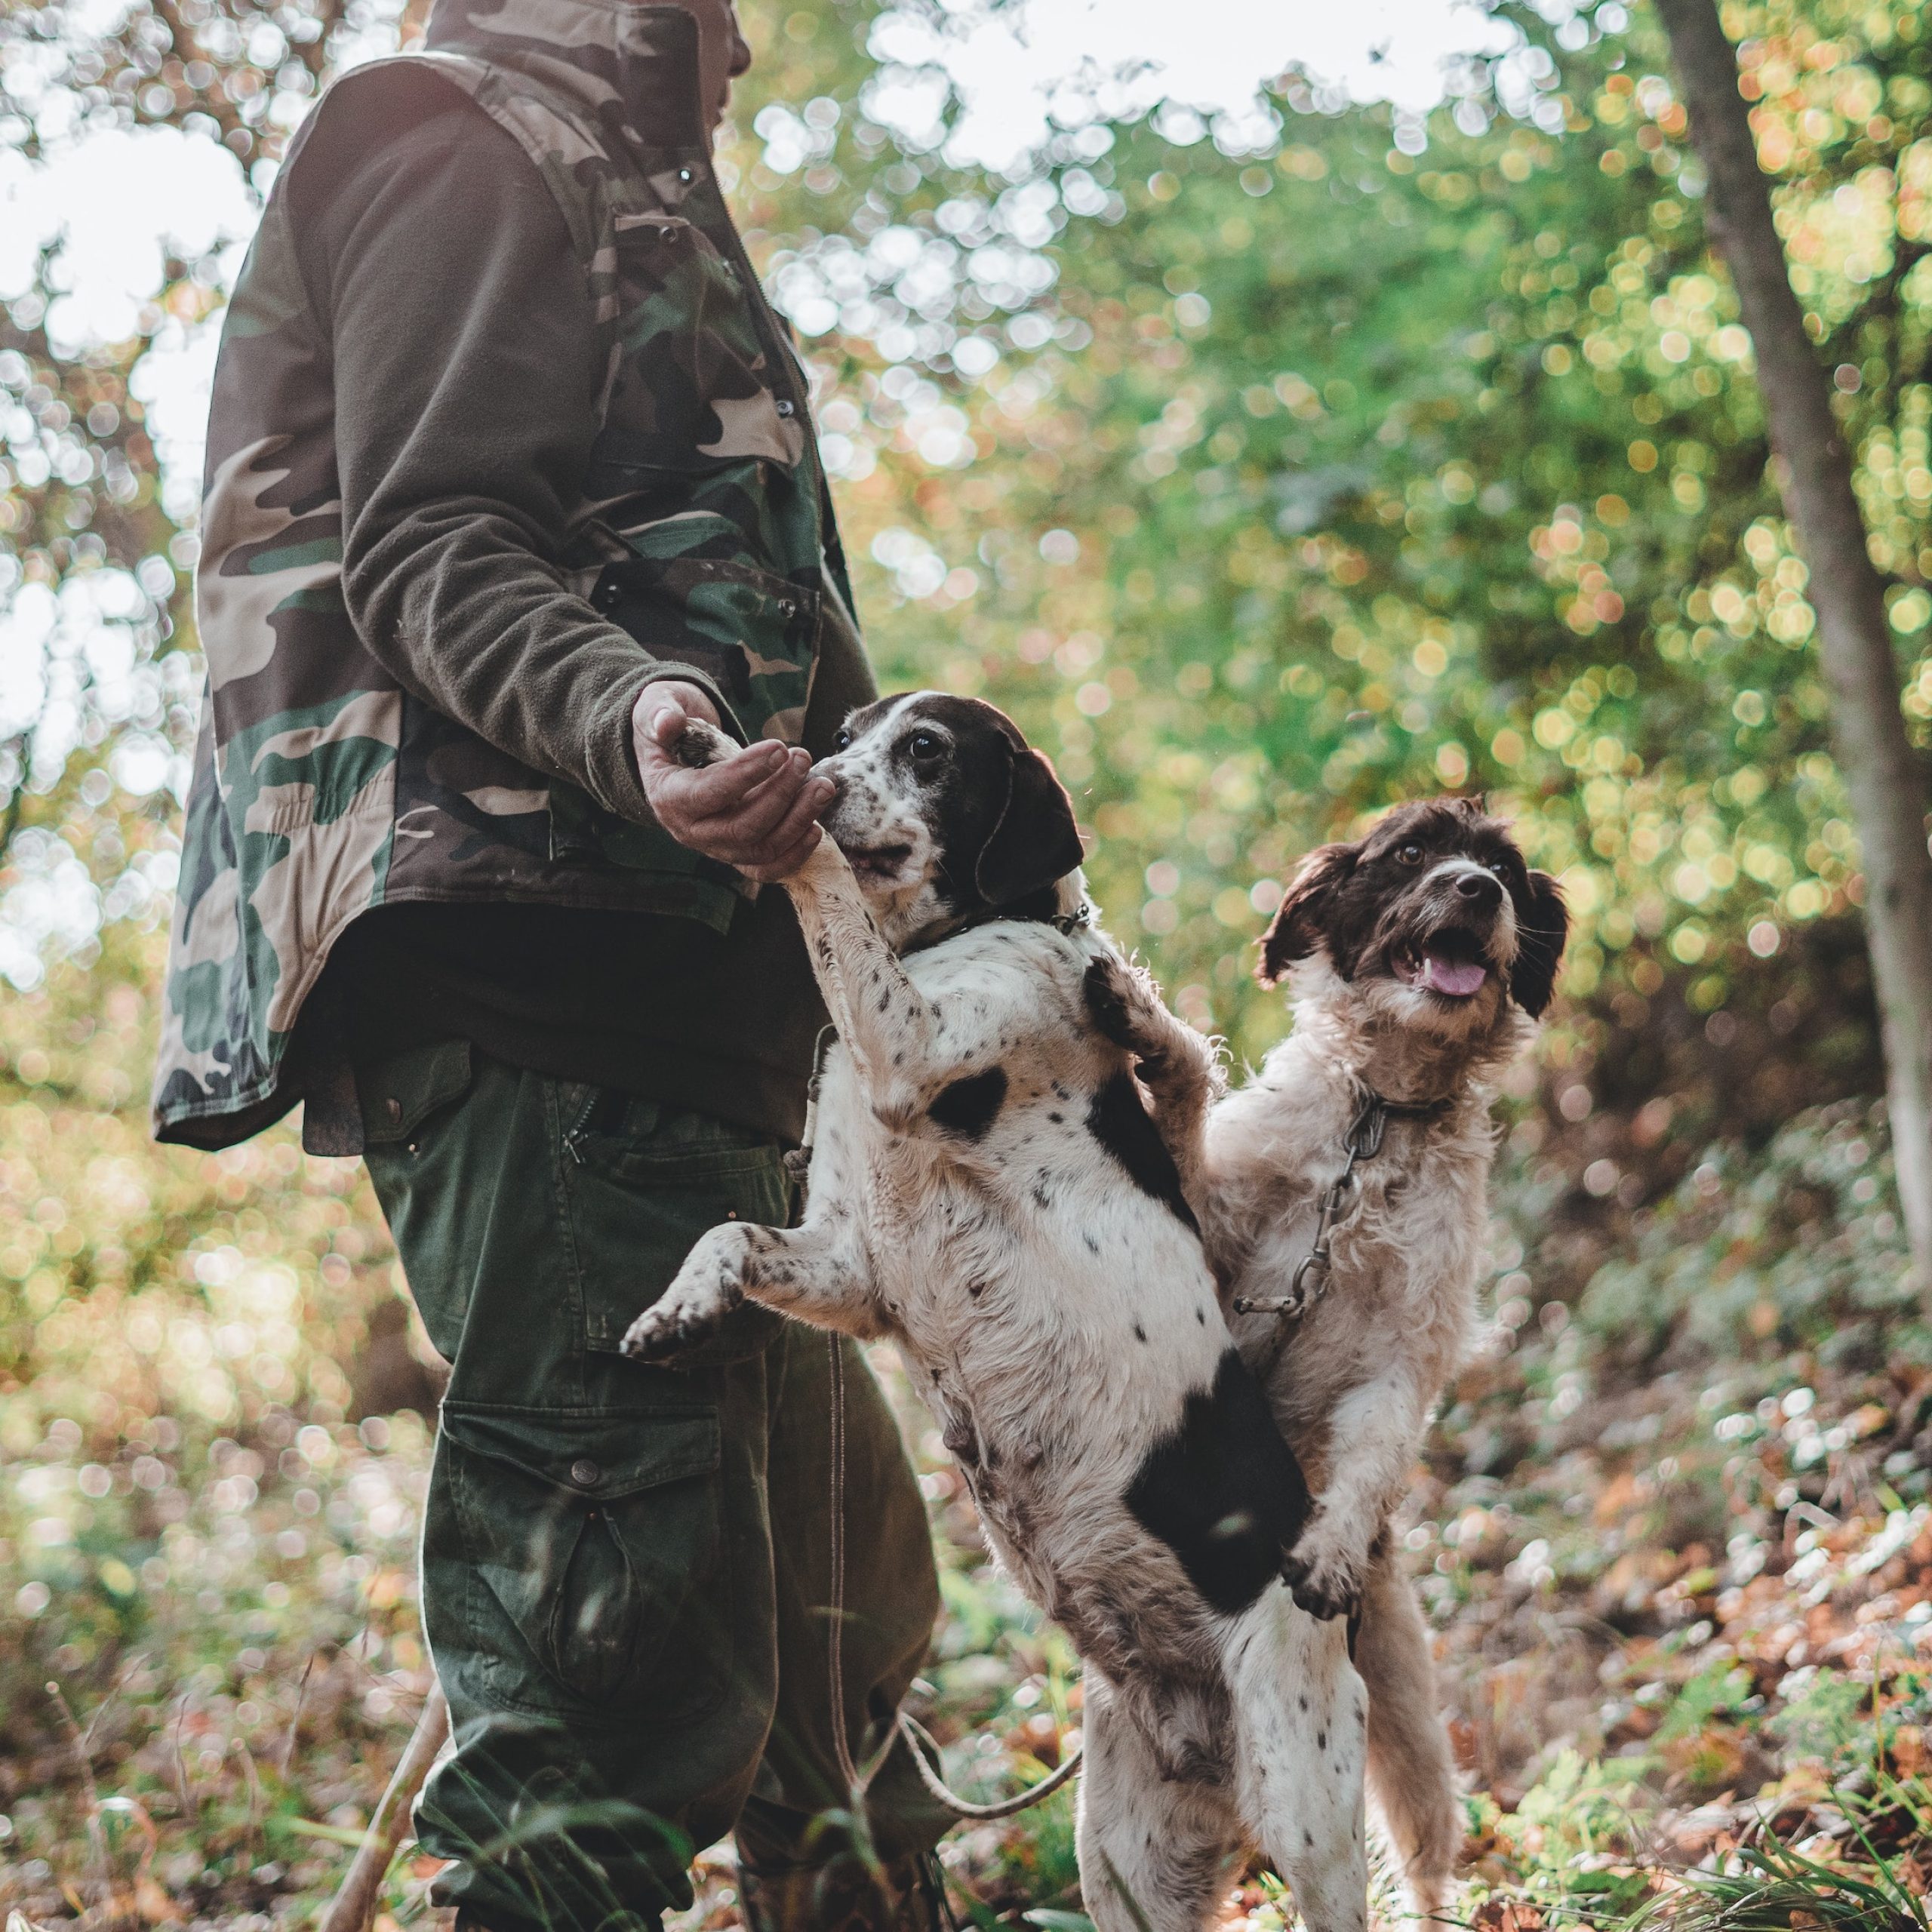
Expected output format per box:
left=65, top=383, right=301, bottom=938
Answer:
left=928, top=1066, right=1008, bottom=1140
left=1125, top=1349, right=1314, bottom=1616
left=1086, top=1072, right=1198, bottom=1231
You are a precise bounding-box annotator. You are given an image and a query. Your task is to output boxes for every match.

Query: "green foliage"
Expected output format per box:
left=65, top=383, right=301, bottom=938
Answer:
left=1579, top=1098, right=1921, bottom=1369
left=9, top=0, right=1932, bottom=1922
left=1658, top=1661, right=1758, bottom=1744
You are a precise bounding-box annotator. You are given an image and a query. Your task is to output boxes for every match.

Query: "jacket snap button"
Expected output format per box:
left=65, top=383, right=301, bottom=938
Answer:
left=678, top=166, right=694, bottom=183
left=383, top=1097, right=402, bottom=1123
left=570, top=1458, right=601, bottom=1488
left=778, top=600, right=796, bottom=620
left=775, top=398, right=795, bottom=417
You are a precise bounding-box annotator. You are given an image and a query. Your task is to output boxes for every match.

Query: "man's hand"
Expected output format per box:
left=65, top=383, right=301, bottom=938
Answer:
left=632, top=681, right=832, bottom=883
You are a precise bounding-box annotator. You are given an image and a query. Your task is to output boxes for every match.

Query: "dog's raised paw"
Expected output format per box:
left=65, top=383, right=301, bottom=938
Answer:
left=619, top=1306, right=683, bottom=1361
left=1083, top=955, right=1174, bottom=1074
left=621, top=1297, right=728, bottom=1362
left=668, top=717, right=734, bottom=770
left=1083, top=954, right=1156, bottom=1049
left=1081, top=955, right=1131, bottom=1040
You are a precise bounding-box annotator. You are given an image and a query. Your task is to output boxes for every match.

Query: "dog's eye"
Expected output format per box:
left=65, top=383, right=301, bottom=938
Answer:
left=1488, top=859, right=1512, bottom=879
left=833, top=728, right=851, bottom=750
left=906, top=730, right=943, bottom=761
left=1395, top=842, right=1423, bottom=866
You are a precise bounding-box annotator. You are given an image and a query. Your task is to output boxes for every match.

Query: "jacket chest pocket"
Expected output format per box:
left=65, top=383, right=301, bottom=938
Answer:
left=441, top=1403, right=732, bottom=1724
left=595, top=214, right=805, bottom=475
left=586, top=511, right=821, bottom=748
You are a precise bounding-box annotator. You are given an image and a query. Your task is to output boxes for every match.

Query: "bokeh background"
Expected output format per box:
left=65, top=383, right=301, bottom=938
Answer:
left=7, top=0, right=1932, bottom=1924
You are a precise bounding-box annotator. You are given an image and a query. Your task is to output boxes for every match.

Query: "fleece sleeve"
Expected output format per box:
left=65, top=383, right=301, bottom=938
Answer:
left=309, top=99, right=743, bottom=826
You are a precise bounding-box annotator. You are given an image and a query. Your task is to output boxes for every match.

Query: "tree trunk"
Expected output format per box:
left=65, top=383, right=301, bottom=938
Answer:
left=1654, top=0, right=1932, bottom=1293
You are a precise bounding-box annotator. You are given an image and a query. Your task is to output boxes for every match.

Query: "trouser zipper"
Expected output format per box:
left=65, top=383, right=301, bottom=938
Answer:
left=563, top=1084, right=603, bottom=1165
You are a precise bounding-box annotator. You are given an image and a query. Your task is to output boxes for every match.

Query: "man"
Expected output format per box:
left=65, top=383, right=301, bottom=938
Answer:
left=151, top=0, right=948, bottom=1925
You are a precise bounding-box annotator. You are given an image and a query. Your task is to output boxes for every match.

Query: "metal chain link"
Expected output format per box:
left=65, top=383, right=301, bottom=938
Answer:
left=1233, top=1088, right=1451, bottom=1371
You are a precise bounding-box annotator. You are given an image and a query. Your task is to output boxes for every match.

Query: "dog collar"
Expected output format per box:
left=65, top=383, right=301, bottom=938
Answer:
left=1343, top=1084, right=1453, bottom=1159
left=901, top=896, right=1093, bottom=958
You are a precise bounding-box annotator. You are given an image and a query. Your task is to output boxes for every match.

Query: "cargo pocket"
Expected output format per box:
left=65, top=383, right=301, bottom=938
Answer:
left=595, top=213, right=806, bottom=478
left=563, top=1095, right=793, bottom=1367
left=584, top=518, right=820, bottom=751
left=441, top=1402, right=731, bottom=1722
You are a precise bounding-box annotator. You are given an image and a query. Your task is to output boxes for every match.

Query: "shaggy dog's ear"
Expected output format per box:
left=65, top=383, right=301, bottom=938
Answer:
left=977, top=743, right=1084, bottom=906
left=1509, top=870, right=1569, bottom=1017
left=1257, top=843, right=1355, bottom=986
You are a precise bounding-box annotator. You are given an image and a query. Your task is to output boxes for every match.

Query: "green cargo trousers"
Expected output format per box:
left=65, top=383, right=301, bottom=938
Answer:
left=355, top=1040, right=948, bottom=1932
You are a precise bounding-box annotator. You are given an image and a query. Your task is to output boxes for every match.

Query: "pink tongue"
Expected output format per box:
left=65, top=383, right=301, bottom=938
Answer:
left=1422, top=954, right=1487, bottom=996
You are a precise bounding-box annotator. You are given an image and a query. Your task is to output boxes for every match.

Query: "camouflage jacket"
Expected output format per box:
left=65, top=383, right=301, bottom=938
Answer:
left=154, top=0, right=859, bottom=1149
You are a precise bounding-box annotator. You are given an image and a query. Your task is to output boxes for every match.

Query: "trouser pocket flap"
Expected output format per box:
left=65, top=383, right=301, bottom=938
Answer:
left=439, top=1403, right=729, bottom=1718
left=358, top=1039, right=474, bottom=1146
left=440, top=1404, right=719, bottom=1498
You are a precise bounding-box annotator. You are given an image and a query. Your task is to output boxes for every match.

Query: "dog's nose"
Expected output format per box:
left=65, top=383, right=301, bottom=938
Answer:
left=1456, top=871, right=1502, bottom=909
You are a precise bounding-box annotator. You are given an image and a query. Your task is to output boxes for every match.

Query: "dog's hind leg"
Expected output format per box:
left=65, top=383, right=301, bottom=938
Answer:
left=1076, top=1667, right=1238, bottom=1932
left=1224, top=1590, right=1368, bottom=1932
left=1357, top=1543, right=1460, bottom=1921
left=623, top=1218, right=881, bottom=1360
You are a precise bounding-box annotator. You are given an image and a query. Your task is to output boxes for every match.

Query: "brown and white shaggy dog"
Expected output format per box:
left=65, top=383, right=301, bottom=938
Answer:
left=1201, top=797, right=1567, bottom=1919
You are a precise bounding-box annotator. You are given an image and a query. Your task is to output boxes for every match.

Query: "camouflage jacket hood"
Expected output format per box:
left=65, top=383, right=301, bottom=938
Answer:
left=154, top=0, right=857, bottom=1149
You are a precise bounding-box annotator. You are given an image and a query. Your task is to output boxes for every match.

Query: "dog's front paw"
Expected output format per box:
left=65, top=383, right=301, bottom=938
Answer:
left=667, top=715, right=738, bottom=770
left=620, top=1240, right=746, bottom=1363
left=1281, top=1519, right=1369, bottom=1623
left=1082, top=955, right=1168, bottom=1070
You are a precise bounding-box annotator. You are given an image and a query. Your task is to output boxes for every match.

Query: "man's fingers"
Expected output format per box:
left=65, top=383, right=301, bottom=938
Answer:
left=750, top=773, right=835, bottom=854
left=690, top=748, right=816, bottom=841
left=705, top=758, right=829, bottom=845
left=738, top=797, right=829, bottom=878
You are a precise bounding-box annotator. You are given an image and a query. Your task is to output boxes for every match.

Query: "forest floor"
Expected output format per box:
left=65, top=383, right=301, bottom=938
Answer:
left=7, top=1098, right=1932, bottom=1932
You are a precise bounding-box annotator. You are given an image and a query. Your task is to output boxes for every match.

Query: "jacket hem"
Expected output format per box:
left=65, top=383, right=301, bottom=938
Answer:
left=151, top=870, right=760, bottom=1149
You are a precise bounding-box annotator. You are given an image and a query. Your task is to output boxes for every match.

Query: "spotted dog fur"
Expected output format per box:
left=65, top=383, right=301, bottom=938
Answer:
left=624, top=694, right=1373, bottom=1932
left=1203, top=798, right=1568, bottom=1919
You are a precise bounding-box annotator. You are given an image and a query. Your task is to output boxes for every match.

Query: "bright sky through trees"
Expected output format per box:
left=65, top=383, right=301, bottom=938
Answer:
left=0, top=0, right=1541, bottom=458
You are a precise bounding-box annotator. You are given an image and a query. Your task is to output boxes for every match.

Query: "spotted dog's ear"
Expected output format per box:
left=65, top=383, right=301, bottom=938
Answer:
left=976, top=744, right=1084, bottom=906
left=1509, top=870, right=1568, bottom=1017
left=1257, top=843, right=1355, bottom=986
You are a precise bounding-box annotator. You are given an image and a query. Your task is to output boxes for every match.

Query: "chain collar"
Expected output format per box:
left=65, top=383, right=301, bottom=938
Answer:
left=1232, top=1083, right=1453, bottom=1342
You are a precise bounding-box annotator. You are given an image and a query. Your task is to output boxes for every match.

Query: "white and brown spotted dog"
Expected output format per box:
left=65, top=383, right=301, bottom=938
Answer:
left=624, top=694, right=1372, bottom=1932
left=1202, top=798, right=1567, bottom=1918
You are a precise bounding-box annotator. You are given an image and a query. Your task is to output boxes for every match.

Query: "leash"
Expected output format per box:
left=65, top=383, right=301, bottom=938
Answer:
left=823, top=1335, right=1083, bottom=1828
left=897, top=1709, right=1083, bottom=1819
left=1232, top=1085, right=1451, bottom=1374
